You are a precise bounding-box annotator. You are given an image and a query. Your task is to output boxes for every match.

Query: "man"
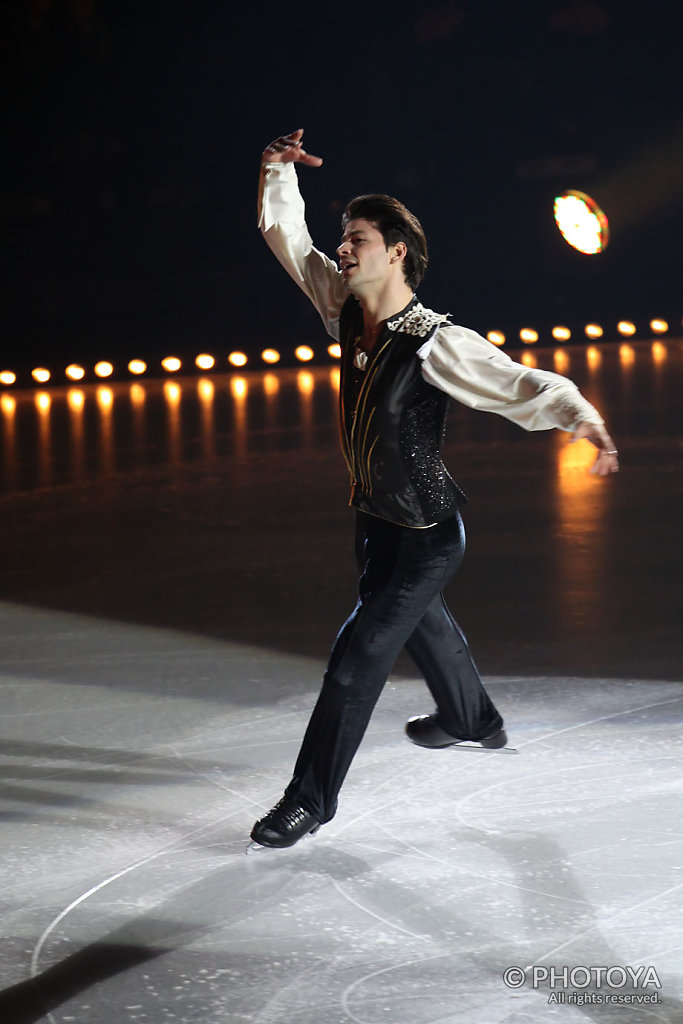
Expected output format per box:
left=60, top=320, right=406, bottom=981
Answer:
left=250, top=128, right=618, bottom=850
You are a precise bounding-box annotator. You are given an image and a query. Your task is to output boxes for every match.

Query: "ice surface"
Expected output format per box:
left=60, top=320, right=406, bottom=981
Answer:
left=1, top=343, right=682, bottom=1022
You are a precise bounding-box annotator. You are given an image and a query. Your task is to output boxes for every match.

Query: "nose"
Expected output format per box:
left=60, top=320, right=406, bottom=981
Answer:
left=337, top=239, right=350, bottom=257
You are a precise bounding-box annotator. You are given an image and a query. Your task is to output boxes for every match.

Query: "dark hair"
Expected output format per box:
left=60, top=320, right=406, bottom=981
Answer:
left=342, top=194, right=428, bottom=290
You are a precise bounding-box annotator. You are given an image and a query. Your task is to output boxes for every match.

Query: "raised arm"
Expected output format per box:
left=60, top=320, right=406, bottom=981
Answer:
left=421, top=325, right=619, bottom=475
left=258, top=129, right=347, bottom=340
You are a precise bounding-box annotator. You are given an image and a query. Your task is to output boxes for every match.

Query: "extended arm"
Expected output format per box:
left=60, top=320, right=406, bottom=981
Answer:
left=421, top=326, right=619, bottom=475
left=258, top=129, right=347, bottom=339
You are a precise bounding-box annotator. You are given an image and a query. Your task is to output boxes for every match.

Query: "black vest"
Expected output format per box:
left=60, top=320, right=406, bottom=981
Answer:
left=338, top=296, right=467, bottom=528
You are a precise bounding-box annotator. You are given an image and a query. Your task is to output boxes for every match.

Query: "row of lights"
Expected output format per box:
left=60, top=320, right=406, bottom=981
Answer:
left=0, top=321, right=676, bottom=387
left=486, top=319, right=671, bottom=347
left=0, top=345, right=343, bottom=388
left=1, top=343, right=666, bottom=421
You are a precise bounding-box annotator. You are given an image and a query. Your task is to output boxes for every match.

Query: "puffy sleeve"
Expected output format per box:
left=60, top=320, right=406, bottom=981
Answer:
left=419, top=324, right=605, bottom=431
left=258, top=162, right=348, bottom=340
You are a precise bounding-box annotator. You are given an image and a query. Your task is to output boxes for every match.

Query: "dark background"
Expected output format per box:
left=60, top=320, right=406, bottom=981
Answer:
left=2, top=0, right=681, bottom=362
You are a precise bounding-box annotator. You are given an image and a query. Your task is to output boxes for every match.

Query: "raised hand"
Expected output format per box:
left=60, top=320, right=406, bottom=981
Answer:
left=572, top=421, right=619, bottom=475
left=262, top=128, right=323, bottom=167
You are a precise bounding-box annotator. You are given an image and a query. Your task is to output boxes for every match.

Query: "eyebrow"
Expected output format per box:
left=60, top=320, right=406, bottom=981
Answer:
left=342, top=229, right=368, bottom=240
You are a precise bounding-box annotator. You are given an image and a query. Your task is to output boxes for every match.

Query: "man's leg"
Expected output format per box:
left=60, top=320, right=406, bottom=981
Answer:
left=283, top=513, right=468, bottom=824
left=404, top=593, right=503, bottom=740
left=358, top=512, right=502, bottom=741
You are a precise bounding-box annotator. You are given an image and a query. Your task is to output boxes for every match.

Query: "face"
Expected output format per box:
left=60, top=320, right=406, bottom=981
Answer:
left=337, top=218, right=401, bottom=295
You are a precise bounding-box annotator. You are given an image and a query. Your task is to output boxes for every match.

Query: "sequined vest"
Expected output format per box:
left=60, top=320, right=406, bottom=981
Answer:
left=338, top=296, right=467, bottom=529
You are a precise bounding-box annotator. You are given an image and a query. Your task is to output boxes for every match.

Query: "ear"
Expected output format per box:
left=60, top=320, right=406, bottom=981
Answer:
left=390, top=241, right=407, bottom=265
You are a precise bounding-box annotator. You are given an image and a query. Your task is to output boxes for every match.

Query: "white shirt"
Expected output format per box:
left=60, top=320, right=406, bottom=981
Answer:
left=258, top=162, right=604, bottom=432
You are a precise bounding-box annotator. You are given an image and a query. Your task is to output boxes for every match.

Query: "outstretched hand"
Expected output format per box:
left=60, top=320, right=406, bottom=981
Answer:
left=262, top=128, right=323, bottom=168
left=572, top=421, right=619, bottom=476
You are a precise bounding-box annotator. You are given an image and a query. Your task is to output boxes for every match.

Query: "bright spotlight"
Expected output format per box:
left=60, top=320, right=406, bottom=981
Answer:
left=295, top=346, right=314, bottom=362
left=32, top=367, right=51, bottom=383
left=94, top=361, right=114, bottom=378
left=261, top=348, right=280, bottom=364
left=128, top=359, right=147, bottom=375
left=553, top=190, right=609, bottom=254
left=196, top=354, right=215, bottom=370
left=161, top=357, right=182, bottom=373
left=229, top=351, right=248, bottom=367
left=0, top=371, right=17, bottom=385
left=65, top=364, right=85, bottom=381
left=327, top=344, right=342, bottom=359
left=585, top=323, right=603, bottom=339
left=617, top=321, right=636, bottom=336
left=650, top=319, right=668, bottom=334
left=520, top=328, right=538, bottom=344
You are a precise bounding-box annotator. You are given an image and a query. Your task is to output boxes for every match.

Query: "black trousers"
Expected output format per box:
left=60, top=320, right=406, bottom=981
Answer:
left=285, top=511, right=503, bottom=823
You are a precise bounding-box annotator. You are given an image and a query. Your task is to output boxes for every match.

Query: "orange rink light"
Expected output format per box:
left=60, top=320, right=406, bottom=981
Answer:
left=617, top=321, right=636, bottom=336
left=1, top=371, right=17, bottom=385
left=586, top=346, right=602, bottom=368
left=520, top=328, right=538, bottom=344
left=553, top=190, right=609, bottom=254
left=195, top=354, right=215, bottom=370
left=68, top=389, right=85, bottom=411
left=552, top=326, right=571, bottom=341
left=229, top=351, right=248, bottom=367
left=32, top=368, right=51, bottom=383
left=650, top=319, right=668, bottom=333
left=487, top=331, right=505, bottom=346
left=161, top=357, right=182, bottom=373
left=128, top=359, right=147, bottom=375
left=327, top=344, right=342, bottom=359
left=585, top=324, right=604, bottom=339
left=295, top=346, right=315, bottom=362
left=261, top=349, right=280, bottom=364
left=95, top=361, right=114, bottom=378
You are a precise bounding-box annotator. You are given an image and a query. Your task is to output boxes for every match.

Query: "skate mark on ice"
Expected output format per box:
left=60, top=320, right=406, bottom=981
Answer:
left=29, top=804, right=250, bottom=1022
left=341, top=952, right=448, bottom=1024
left=514, top=693, right=683, bottom=752
left=451, top=752, right=681, bottom=837
left=526, top=877, right=683, bottom=970
left=369, top=821, right=590, bottom=906
left=329, top=878, right=431, bottom=942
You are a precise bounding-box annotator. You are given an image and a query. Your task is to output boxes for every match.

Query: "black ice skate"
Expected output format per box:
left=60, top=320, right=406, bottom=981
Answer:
left=247, top=796, right=321, bottom=853
left=405, top=715, right=516, bottom=752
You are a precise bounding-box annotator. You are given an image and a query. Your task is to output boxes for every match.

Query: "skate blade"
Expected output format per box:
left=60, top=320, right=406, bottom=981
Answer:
left=453, top=740, right=518, bottom=754
left=245, top=827, right=320, bottom=855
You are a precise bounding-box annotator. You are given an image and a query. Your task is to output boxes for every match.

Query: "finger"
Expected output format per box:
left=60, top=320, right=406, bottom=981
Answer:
left=297, top=149, right=323, bottom=166
left=590, top=451, right=619, bottom=475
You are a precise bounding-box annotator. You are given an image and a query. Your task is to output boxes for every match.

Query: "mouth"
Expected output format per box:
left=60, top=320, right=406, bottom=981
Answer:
left=341, top=261, right=357, bottom=274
